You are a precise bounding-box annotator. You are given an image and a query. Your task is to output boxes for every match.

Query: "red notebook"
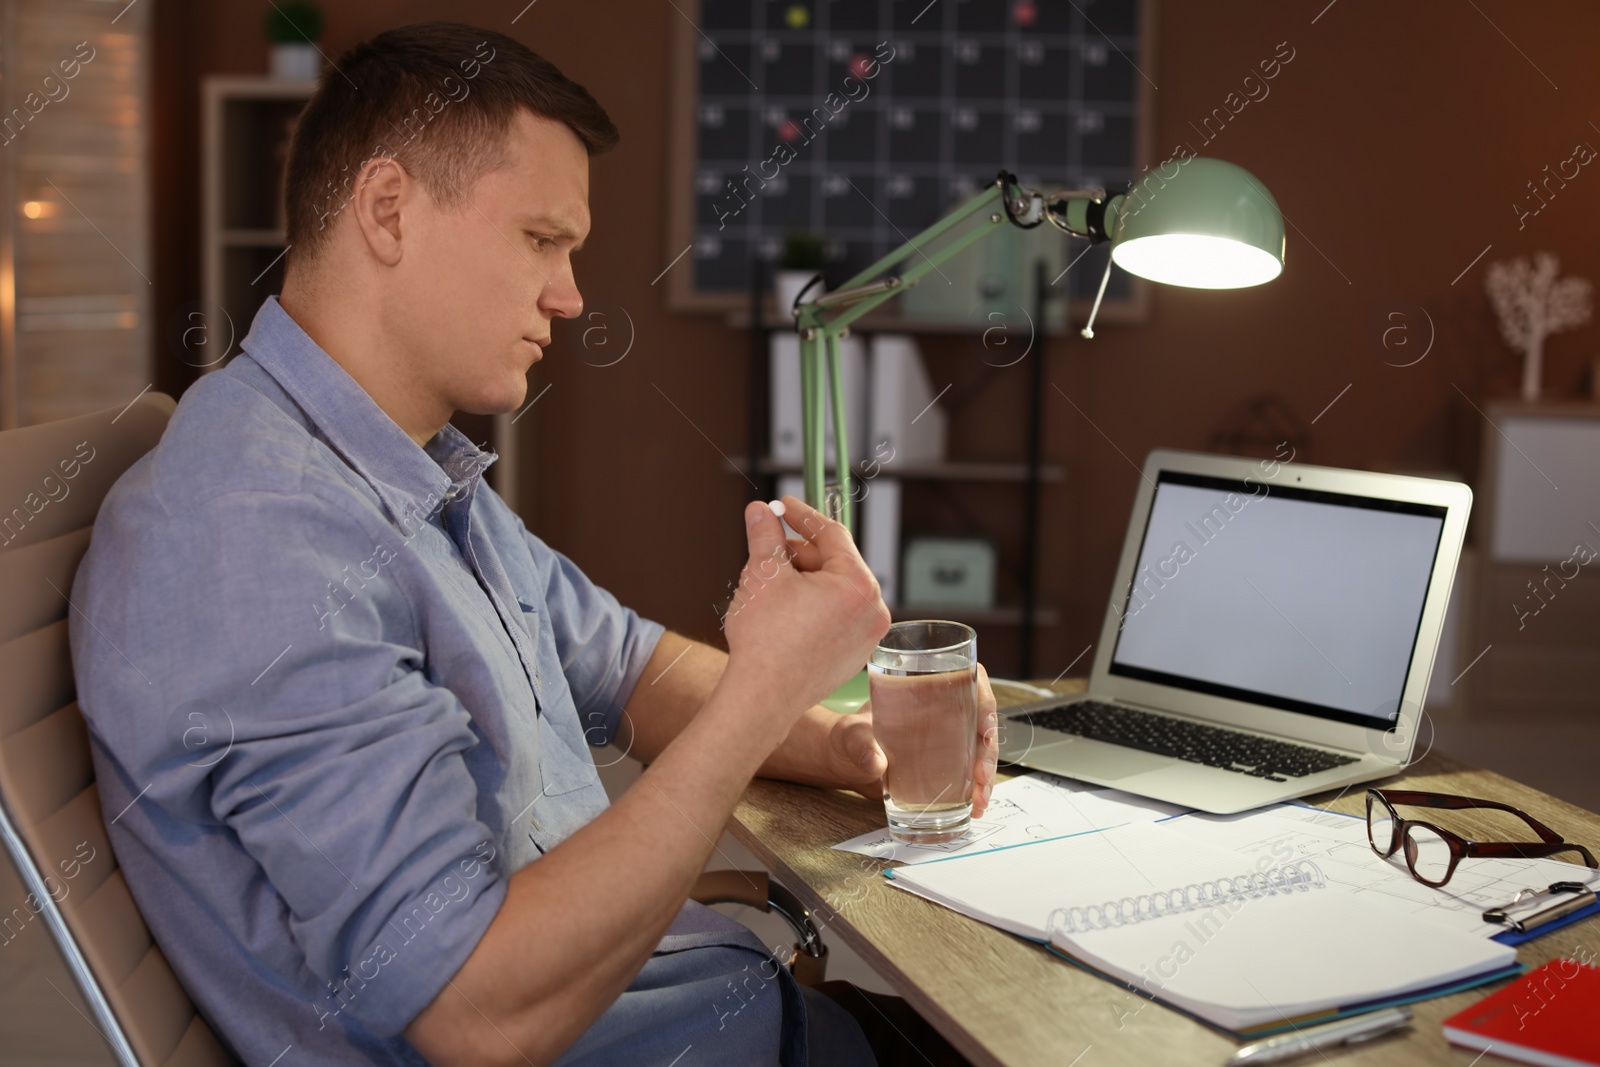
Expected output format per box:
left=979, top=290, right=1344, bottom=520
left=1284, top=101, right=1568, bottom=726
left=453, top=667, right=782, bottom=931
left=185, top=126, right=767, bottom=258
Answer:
left=1443, top=959, right=1600, bottom=1067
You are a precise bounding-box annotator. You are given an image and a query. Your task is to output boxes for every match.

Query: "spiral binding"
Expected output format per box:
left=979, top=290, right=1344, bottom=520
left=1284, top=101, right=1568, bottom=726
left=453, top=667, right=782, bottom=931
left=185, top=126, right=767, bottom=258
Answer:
left=1046, top=860, right=1327, bottom=936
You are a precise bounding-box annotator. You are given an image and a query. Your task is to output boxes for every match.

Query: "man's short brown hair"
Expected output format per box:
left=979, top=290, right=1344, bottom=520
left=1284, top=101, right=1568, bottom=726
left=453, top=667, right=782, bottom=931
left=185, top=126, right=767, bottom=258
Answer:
left=283, top=22, right=618, bottom=263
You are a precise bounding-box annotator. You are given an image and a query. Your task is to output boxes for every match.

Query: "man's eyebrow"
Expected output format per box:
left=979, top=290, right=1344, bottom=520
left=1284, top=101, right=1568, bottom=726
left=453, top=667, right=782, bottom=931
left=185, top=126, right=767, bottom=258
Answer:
left=519, top=215, right=587, bottom=251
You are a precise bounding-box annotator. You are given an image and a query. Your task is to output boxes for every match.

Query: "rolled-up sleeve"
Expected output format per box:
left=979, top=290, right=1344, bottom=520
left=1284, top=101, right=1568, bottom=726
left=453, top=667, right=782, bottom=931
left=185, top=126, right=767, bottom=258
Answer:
left=524, top=528, right=665, bottom=748
left=87, top=486, right=507, bottom=1036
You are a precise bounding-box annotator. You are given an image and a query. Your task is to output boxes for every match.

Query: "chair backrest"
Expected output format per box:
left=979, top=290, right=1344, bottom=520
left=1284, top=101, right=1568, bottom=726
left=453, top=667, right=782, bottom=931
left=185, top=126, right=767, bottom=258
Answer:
left=0, top=393, right=237, bottom=1067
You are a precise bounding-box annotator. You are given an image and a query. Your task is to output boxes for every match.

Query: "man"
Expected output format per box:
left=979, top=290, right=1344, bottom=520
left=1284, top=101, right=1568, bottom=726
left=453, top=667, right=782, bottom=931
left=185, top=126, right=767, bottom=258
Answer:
left=71, top=22, right=998, bottom=1067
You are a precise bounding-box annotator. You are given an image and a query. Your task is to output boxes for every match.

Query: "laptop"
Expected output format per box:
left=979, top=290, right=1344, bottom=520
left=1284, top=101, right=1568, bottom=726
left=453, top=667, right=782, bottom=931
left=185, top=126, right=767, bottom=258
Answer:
left=998, top=448, right=1472, bottom=814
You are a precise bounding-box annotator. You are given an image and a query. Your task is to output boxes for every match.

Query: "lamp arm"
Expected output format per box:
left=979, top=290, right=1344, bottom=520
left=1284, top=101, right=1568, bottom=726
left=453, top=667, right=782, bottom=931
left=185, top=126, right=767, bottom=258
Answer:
left=804, top=196, right=1008, bottom=526
left=789, top=172, right=1119, bottom=529
left=827, top=179, right=1009, bottom=297
left=824, top=331, right=850, bottom=527
left=818, top=210, right=1009, bottom=334
left=797, top=174, right=1107, bottom=329
left=794, top=179, right=1023, bottom=528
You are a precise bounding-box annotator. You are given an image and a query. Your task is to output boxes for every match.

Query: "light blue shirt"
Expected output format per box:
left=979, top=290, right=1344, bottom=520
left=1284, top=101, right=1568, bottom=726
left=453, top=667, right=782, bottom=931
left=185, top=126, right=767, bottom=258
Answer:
left=70, top=297, right=803, bottom=1065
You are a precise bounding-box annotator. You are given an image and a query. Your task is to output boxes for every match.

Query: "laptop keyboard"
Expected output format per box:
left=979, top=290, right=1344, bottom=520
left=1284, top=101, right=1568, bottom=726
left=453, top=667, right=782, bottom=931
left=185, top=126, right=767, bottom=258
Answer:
left=1011, top=700, right=1360, bottom=781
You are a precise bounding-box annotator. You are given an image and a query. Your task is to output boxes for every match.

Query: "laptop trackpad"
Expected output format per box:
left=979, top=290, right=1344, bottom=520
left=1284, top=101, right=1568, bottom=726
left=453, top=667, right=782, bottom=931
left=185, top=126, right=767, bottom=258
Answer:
left=1022, top=736, right=1173, bottom=780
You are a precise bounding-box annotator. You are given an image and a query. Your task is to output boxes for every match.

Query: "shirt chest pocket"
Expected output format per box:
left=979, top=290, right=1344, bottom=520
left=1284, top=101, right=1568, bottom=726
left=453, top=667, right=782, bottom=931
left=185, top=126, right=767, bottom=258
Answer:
left=527, top=714, right=605, bottom=853
left=510, top=597, right=606, bottom=849
left=537, top=717, right=599, bottom=796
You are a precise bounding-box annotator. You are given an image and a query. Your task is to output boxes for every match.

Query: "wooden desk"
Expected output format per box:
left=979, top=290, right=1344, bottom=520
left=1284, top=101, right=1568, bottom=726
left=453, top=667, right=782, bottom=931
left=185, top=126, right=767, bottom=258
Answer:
left=728, top=680, right=1600, bottom=1066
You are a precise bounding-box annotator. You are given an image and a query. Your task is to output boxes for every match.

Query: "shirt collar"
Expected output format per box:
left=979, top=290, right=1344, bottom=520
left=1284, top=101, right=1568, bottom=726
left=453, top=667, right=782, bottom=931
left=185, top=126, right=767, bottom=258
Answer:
left=238, top=296, right=496, bottom=528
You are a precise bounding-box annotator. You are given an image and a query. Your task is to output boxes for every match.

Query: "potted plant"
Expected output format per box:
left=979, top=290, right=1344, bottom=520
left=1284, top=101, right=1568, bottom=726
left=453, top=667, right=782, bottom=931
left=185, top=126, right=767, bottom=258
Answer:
left=265, top=1, right=325, bottom=82
left=775, top=230, right=828, bottom=314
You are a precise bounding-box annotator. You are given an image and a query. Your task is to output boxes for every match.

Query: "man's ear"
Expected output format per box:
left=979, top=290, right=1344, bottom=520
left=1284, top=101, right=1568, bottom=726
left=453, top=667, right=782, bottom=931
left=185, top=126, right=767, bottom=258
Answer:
left=349, top=156, right=410, bottom=266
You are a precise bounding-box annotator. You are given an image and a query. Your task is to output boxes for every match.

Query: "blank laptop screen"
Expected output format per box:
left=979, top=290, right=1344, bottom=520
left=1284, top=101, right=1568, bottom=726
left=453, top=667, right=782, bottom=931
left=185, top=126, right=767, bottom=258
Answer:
left=1109, top=472, right=1448, bottom=729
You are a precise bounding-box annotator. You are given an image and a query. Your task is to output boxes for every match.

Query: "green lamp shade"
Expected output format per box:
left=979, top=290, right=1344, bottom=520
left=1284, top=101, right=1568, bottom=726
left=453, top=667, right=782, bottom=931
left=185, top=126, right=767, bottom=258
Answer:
left=1108, top=158, right=1285, bottom=290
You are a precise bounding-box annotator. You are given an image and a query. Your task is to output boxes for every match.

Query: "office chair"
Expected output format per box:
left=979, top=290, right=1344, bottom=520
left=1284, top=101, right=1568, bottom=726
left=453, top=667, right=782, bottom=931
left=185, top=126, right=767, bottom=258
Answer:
left=0, top=391, right=234, bottom=1066
left=0, top=392, right=827, bottom=1067
left=689, top=868, right=829, bottom=986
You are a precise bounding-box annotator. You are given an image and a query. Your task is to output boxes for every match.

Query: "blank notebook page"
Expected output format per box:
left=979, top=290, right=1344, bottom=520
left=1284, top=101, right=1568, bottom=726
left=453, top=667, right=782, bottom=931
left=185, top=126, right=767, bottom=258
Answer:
left=890, top=821, right=1517, bottom=1030
left=890, top=820, right=1284, bottom=939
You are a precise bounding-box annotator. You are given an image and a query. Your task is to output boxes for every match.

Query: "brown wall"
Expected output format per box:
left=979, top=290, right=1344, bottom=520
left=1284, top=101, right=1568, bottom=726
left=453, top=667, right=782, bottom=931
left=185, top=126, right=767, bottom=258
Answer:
left=154, top=1, right=1600, bottom=678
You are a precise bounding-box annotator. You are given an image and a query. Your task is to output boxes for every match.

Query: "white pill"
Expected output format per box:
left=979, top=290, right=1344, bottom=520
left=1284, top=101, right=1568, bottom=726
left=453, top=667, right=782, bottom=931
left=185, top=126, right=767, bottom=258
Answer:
left=768, top=499, right=787, bottom=517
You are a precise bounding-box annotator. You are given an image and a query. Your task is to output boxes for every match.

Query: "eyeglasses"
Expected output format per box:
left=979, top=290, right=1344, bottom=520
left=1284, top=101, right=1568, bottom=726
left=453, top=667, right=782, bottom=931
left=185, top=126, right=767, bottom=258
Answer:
left=1366, top=789, right=1598, bottom=888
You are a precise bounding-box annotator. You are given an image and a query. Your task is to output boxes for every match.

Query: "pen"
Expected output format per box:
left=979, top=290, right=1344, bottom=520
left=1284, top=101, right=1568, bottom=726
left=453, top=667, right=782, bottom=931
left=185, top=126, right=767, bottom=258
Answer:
left=1225, top=1006, right=1413, bottom=1065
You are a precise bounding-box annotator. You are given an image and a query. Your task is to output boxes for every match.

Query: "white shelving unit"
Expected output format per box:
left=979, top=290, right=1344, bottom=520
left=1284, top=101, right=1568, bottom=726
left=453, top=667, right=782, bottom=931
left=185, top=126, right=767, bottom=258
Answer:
left=201, top=77, right=316, bottom=368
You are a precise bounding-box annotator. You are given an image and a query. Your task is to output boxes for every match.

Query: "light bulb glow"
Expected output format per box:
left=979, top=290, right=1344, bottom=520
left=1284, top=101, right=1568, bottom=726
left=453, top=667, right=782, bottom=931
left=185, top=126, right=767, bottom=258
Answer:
left=1111, top=233, right=1282, bottom=289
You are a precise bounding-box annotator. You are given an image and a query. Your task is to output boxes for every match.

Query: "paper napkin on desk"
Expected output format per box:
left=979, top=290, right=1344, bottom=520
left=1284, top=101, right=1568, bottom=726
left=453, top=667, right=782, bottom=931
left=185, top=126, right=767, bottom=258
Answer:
left=831, top=773, right=1189, bottom=865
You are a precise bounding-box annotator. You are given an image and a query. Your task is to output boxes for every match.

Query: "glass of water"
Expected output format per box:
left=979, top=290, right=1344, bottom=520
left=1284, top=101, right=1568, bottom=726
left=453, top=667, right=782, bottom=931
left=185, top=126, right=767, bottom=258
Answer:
left=870, top=620, right=979, bottom=844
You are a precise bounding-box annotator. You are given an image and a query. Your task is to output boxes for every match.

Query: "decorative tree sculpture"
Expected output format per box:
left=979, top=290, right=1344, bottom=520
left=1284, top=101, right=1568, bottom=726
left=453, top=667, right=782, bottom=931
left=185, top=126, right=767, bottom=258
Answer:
left=1485, top=252, right=1592, bottom=400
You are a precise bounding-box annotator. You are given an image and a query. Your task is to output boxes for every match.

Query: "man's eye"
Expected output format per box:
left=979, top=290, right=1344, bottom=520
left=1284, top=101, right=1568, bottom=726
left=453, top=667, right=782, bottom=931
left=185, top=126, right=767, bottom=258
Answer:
left=527, top=234, right=554, bottom=251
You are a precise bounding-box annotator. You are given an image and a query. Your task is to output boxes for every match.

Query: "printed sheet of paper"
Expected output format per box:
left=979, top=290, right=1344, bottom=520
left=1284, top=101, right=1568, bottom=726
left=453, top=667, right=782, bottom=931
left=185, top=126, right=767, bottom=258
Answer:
left=832, top=773, right=1190, bottom=865
left=1167, top=803, right=1600, bottom=938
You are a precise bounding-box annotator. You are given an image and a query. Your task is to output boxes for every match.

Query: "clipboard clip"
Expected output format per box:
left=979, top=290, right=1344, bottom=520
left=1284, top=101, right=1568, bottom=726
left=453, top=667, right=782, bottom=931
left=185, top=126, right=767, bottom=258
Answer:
left=1483, top=880, right=1598, bottom=933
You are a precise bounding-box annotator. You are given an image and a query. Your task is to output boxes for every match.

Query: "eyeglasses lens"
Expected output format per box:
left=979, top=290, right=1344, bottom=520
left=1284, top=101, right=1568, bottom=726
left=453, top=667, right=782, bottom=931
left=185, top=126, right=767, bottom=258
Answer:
left=1404, top=824, right=1454, bottom=885
left=1367, top=794, right=1398, bottom=856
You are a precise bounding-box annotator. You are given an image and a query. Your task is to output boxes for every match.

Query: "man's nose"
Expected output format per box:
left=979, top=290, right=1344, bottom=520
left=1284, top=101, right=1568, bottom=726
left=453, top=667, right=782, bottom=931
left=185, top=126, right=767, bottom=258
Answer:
left=541, top=265, right=583, bottom=321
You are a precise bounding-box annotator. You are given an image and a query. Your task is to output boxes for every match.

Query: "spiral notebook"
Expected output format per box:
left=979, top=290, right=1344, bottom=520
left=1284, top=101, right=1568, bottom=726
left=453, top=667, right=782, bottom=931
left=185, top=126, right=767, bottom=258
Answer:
left=886, top=821, right=1519, bottom=1034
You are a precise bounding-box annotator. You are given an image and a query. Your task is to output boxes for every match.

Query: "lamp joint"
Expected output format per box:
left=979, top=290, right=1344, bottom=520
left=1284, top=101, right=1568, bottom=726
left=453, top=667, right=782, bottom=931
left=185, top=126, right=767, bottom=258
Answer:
left=1083, top=197, right=1111, bottom=243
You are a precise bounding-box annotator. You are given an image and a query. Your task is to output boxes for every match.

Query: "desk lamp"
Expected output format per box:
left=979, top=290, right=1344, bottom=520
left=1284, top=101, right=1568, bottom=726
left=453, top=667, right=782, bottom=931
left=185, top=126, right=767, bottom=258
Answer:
left=791, top=157, right=1285, bottom=531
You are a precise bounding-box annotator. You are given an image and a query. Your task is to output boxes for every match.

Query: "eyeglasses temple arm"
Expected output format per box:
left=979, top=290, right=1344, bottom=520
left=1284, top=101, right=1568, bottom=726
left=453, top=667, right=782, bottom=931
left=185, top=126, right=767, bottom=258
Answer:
left=1463, top=840, right=1598, bottom=866
left=1373, top=790, right=1565, bottom=844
